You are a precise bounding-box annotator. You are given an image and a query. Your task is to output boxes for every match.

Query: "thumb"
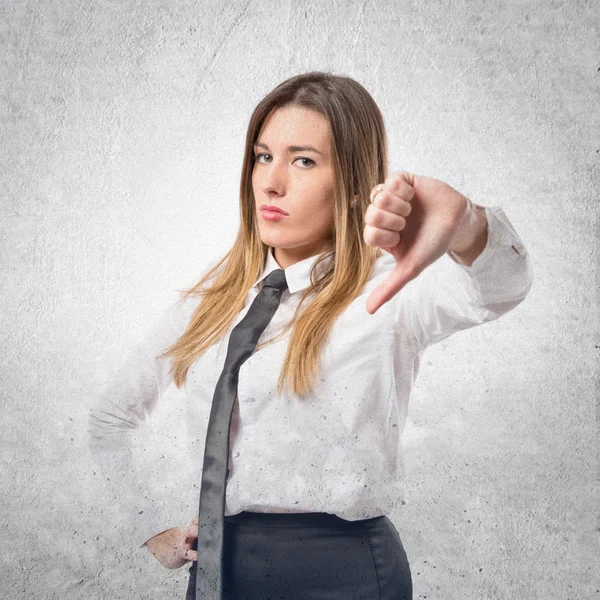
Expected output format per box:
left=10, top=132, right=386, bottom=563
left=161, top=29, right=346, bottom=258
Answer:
left=366, top=266, right=415, bottom=315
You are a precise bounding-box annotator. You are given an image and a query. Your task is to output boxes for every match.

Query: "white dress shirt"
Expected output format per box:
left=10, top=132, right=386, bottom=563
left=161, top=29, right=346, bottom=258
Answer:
left=87, top=203, right=534, bottom=551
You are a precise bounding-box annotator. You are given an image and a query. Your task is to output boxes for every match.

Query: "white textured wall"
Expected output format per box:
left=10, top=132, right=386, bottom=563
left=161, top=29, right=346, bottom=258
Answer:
left=2, top=1, right=597, bottom=598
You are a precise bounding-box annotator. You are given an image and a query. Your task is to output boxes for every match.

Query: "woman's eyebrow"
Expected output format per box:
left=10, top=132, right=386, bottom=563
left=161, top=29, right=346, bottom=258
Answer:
left=254, top=141, right=324, bottom=156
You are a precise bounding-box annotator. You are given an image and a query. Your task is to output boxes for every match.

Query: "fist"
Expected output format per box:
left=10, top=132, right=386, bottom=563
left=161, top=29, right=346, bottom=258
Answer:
left=363, top=171, right=472, bottom=314
left=363, top=172, right=414, bottom=252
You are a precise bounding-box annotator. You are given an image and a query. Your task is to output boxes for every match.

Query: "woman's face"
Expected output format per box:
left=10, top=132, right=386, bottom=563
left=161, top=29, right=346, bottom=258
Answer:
left=252, top=105, right=336, bottom=269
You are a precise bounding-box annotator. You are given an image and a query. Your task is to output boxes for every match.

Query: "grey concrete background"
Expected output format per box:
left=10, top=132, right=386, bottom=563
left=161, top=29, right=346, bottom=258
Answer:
left=1, top=0, right=598, bottom=598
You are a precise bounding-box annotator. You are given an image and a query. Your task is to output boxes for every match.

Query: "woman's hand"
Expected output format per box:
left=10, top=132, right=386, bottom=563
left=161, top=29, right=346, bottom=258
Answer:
left=144, top=515, right=199, bottom=569
left=363, top=171, right=473, bottom=314
left=182, top=514, right=199, bottom=562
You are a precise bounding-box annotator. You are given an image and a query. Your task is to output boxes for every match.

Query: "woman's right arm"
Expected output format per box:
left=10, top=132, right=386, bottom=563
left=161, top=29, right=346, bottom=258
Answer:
left=86, top=292, right=197, bottom=552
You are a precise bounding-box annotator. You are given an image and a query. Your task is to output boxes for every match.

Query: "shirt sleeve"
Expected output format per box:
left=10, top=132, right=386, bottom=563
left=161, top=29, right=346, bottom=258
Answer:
left=398, top=204, right=534, bottom=351
left=86, top=292, right=197, bottom=551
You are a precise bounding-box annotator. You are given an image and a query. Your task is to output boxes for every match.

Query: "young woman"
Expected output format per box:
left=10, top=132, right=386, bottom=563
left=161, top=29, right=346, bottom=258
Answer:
left=88, top=71, right=533, bottom=599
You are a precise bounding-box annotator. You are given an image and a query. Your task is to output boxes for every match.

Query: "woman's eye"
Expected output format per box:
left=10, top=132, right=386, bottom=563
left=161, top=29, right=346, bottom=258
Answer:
left=295, top=157, right=315, bottom=168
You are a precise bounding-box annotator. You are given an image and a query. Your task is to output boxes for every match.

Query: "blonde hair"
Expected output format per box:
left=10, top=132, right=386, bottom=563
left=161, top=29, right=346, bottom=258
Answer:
left=159, top=71, right=388, bottom=399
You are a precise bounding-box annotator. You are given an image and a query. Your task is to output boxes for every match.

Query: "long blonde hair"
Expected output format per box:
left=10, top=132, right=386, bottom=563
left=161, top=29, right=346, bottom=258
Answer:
left=159, top=71, right=388, bottom=399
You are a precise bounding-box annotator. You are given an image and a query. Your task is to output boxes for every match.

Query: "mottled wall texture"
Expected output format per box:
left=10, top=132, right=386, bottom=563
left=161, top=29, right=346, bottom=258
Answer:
left=2, top=0, right=597, bottom=598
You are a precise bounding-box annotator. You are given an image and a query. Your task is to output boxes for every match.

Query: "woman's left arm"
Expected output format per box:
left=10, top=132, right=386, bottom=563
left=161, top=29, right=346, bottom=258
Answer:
left=363, top=172, right=534, bottom=349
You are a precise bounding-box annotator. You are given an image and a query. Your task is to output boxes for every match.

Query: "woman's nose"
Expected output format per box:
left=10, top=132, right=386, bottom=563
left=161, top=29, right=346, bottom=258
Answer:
left=261, top=160, right=287, bottom=194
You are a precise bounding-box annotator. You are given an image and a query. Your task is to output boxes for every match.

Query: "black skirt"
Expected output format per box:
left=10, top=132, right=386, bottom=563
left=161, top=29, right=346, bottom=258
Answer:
left=185, top=511, right=412, bottom=599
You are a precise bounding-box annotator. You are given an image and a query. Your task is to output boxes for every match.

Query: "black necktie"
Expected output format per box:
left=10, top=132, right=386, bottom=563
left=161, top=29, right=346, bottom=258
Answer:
left=189, top=268, right=289, bottom=600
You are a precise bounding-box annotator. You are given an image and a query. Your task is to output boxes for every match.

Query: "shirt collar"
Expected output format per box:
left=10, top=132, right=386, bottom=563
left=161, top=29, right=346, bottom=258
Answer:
left=252, top=247, right=334, bottom=295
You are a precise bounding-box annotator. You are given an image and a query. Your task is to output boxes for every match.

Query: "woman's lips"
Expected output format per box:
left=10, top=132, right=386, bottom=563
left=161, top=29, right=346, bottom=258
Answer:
left=260, top=205, right=288, bottom=221
left=261, top=209, right=287, bottom=221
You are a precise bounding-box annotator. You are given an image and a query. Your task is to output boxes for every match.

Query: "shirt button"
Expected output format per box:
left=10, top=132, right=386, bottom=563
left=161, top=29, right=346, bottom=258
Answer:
left=512, top=241, right=526, bottom=257
left=492, top=231, right=502, bottom=243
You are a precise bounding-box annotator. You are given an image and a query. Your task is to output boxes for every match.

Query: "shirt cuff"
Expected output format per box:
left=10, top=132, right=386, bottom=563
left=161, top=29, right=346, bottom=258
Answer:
left=445, top=204, right=533, bottom=306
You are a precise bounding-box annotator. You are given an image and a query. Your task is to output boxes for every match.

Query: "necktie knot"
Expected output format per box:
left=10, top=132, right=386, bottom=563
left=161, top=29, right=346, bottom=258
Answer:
left=261, top=268, right=288, bottom=295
